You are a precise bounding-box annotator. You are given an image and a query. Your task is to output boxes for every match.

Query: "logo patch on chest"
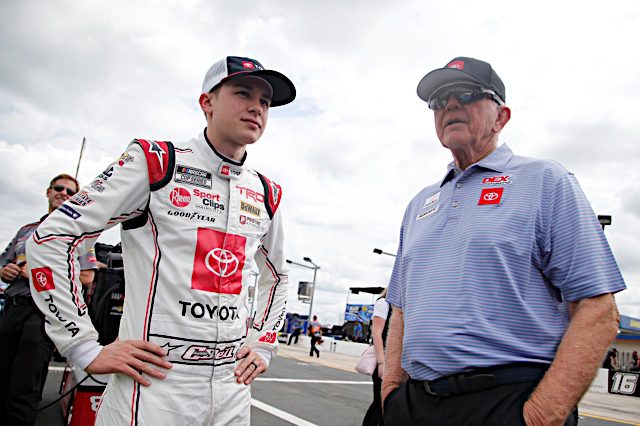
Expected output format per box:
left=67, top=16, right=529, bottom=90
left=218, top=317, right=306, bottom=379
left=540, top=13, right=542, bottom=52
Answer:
left=478, top=187, right=504, bottom=205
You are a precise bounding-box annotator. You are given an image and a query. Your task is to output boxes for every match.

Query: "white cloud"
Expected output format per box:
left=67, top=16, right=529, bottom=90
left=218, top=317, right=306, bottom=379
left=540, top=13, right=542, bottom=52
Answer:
left=1, top=0, right=638, bottom=326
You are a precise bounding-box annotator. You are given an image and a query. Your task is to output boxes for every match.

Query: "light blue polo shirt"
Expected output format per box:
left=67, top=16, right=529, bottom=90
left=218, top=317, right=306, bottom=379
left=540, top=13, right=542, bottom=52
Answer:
left=387, top=144, right=626, bottom=381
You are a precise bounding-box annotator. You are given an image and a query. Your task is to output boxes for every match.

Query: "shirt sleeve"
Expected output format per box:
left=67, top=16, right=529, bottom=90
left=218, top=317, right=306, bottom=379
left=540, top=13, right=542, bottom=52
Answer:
left=387, top=209, right=408, bottom=309
left=373, top=298, right=389, bottom=319
left=26, top=142, right=150, bottom=369
left=541, top=173, right=626, bottom=301
left=246, top=207, right=289, bottom=366
left=78, top=247, right=98, bottom=271
left=0, top=231, right=18, bottom=269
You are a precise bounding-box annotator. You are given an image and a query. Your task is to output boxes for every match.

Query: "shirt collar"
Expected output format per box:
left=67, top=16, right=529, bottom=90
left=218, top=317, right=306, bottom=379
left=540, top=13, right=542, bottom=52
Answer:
left=440, top=143, right=513, bottom=186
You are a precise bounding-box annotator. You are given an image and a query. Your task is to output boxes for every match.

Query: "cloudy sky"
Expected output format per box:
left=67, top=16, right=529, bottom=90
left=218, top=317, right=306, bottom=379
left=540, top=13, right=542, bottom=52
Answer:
left=1, top=0, right=638, bottom=325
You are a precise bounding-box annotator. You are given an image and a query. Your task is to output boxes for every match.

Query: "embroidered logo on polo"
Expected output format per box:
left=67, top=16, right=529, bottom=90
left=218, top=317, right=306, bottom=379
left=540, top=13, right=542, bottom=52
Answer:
left=481, top=175, right=511, bottom=186
left=478, top=187, right=504, bottom=205
left=174, top=165, right=213, bottom=189
left=191, top=228, right=246, bottom=294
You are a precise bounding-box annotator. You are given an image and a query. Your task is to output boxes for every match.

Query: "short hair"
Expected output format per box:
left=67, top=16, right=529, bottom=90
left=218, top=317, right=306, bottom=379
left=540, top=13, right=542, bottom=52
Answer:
left=49, top=174, right=79, bottom=192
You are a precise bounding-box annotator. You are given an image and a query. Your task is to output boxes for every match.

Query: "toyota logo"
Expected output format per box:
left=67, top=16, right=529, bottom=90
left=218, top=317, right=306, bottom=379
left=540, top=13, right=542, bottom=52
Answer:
left=483, top=191, right=499, bottom=201
left=205, top=248, right=239, bottom=278
left=35, top=272, right=48, bottom=288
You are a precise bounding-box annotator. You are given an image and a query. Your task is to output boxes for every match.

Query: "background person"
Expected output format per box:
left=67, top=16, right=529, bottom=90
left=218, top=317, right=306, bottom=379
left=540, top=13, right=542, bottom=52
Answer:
left=382, top=57, right=626, bottom=426
left=363, top=288, right=389, bottom=426
left=309, top=315, right=322, bottom=357
left=0, top=174, right=97, bottom=426
left=26, top=56, right=294, bottom=425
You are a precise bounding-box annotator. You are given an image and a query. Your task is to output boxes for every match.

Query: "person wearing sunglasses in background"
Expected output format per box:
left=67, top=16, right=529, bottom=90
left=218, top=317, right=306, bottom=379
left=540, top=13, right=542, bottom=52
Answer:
left=382, top=57, right=626, bottom=425
left=0, top=173, right=97, bottom=425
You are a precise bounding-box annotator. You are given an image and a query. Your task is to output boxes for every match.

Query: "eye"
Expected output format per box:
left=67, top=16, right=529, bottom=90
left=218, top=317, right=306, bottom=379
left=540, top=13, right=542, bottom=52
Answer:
left=260, top=99, right=271, bottom=108
left=236, top=90, right=250, bottom=97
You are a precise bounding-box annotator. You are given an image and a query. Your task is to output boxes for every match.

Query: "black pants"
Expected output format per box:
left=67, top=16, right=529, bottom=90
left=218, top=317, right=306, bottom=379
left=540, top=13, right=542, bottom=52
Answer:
left=362, top=365, right=384, bottom=426
left=310, top=335, right=320, bottom=357
left=288, top=333, right=299, bottom=345
left=383, top=379, right=578, bottom=426
left=0, top=301, right=54, bottom=426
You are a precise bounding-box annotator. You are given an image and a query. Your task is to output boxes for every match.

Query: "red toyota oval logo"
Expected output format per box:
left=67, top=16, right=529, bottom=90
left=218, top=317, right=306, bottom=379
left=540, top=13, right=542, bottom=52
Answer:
left=169, top=187, right=191, bottom=208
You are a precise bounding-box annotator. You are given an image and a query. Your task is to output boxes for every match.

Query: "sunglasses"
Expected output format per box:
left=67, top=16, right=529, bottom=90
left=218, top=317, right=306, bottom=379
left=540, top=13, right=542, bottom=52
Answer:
left=50, top=185, right=77, bottom=196
left=427, top=85, right=504, bottom=111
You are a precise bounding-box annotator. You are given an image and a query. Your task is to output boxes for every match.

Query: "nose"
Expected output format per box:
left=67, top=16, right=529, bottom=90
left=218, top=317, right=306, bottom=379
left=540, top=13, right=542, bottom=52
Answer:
left=247, top=98, right=263, bottom=116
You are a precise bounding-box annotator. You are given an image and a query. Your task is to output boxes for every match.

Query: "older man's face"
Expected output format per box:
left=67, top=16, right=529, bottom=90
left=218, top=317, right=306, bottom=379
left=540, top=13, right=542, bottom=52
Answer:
left=433, top=92, right=501, bottom=152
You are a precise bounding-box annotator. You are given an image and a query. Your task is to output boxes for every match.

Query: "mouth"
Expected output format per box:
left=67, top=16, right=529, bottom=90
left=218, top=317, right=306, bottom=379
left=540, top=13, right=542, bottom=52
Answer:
left=242, top=118, right=261, bottom=129
left=445, top=118, right=465, bottom=127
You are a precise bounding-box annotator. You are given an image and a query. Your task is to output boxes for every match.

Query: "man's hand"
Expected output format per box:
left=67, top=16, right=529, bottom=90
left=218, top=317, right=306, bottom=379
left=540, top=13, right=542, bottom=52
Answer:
left=234, top=346, right=266, bottom=385
left=85, top=340, right=173, bottom=386
left=1, top=263, right=22, bottom=282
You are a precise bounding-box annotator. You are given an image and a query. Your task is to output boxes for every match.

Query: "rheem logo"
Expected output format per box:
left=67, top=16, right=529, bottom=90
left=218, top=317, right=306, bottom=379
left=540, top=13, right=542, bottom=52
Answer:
left=169, top=187, right=191, bottom=208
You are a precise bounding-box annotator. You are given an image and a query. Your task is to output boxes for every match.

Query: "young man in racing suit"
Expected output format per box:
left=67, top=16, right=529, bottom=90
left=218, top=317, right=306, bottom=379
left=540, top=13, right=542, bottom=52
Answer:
left=26, top=56, right=295, bottom=425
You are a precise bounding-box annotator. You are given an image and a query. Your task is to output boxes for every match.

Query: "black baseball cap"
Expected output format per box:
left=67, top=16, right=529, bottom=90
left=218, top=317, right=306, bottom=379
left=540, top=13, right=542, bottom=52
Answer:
left=417, top=57, right=506, bottom=104
left=202, top=56, right=296, bottom=107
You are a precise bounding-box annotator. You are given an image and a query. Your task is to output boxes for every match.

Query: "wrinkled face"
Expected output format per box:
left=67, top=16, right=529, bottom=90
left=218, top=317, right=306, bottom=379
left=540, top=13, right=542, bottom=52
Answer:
left=433, top=92, right=501, bottom=152
left=207, top=76, right=273, bottom=147
left=47, top=178, right=78, bottom=211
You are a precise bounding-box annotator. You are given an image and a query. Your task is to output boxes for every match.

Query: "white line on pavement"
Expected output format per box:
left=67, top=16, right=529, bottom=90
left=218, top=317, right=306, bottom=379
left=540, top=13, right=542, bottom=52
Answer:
left=255, top=378, right=371, bottom=384
left=251, top=398, right=317, bottom=426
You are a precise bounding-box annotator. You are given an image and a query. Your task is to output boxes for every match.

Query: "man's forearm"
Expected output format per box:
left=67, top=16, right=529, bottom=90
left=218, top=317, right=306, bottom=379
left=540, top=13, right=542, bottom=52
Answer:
left=381, top=307, right=407, bottom=402
left=525, top=293, right=619, bottom=425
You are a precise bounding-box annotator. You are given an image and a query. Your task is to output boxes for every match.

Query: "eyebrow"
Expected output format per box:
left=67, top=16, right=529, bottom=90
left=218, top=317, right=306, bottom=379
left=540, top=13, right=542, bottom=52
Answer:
left=231, top=82, right=272, bottom=100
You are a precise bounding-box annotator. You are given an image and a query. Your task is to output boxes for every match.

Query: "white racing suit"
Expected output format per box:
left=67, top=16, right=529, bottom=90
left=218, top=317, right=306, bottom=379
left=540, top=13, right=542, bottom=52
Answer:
left=26, top=131, right=289, bottom=425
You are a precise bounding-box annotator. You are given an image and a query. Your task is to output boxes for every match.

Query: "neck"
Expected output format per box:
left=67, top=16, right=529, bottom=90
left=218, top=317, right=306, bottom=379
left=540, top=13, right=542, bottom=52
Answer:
left=205, top=127, right=246, bottom=162
left=451, top=141, right=498, bottom=171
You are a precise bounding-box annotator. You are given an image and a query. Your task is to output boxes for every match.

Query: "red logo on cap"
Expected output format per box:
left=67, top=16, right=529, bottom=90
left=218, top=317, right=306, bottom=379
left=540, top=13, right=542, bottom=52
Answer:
left=447, top=60, right=465, bottom=70
left=191, top=228, right=246, bottom=294
left=169, top=187, right=191, bottom=208
left=31, top=267, right=55, bottom=292
left=242, top=61, right=255, bottom=69
left=478, top=187, right=504, bottom=205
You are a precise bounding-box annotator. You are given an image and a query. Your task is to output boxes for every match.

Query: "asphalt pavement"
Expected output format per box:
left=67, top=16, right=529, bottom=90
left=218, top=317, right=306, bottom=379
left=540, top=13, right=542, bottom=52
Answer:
left=34, top=340, right=640, bottom=425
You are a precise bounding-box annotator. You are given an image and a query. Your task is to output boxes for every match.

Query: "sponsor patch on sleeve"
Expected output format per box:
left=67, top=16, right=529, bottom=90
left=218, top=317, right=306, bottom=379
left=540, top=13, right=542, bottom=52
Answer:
left=31, top=267, right=55, bottom=292
left=59, top=204, right=81, bottom=219
left=258, top=332, right=277, bottom=344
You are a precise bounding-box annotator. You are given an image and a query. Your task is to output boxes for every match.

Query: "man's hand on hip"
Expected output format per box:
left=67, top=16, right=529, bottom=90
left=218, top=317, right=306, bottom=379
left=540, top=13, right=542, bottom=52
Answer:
left=235, top=346, right=267, bottom=385
left=85, top=339, right=173, bottom=386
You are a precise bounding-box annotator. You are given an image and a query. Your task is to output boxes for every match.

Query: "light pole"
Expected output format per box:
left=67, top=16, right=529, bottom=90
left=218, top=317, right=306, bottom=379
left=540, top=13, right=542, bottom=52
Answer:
left=286, top=257, right=320, bottom=320
left=373, top=248, right=396, bottom=257
left=598, top=215, right=612, bottom=231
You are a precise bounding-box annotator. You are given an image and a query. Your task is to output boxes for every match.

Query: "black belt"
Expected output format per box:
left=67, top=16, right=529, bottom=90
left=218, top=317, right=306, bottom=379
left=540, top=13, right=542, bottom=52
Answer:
left=6, top=295, right=34, bottom=306
left=412, top=363, right=549, bottom=396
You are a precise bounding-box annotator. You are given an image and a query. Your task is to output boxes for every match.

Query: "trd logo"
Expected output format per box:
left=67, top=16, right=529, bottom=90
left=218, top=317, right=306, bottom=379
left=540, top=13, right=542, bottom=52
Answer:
left=237, top=186, right=265, bottom=203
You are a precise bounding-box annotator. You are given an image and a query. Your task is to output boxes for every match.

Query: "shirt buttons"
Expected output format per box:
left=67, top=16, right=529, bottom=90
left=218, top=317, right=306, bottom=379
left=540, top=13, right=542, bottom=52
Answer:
left=452, top=201, right=459, bottom=208
left=455, top=183, right=463, bottom=189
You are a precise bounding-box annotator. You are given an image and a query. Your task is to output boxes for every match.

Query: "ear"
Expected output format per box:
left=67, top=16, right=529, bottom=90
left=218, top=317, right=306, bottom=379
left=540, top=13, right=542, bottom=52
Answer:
left=199, top=93, right=213, bottom=114
left=493, top=106, right=511, bottom=133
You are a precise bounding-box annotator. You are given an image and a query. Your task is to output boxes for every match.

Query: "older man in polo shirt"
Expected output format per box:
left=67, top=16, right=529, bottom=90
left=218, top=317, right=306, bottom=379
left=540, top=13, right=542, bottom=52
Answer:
left=382, top=57, right=626, bottom=425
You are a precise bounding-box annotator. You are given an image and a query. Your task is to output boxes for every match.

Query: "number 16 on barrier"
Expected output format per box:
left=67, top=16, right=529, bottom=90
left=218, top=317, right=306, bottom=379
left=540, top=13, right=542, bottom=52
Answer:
left=610, top=372, right=639, bottom=396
